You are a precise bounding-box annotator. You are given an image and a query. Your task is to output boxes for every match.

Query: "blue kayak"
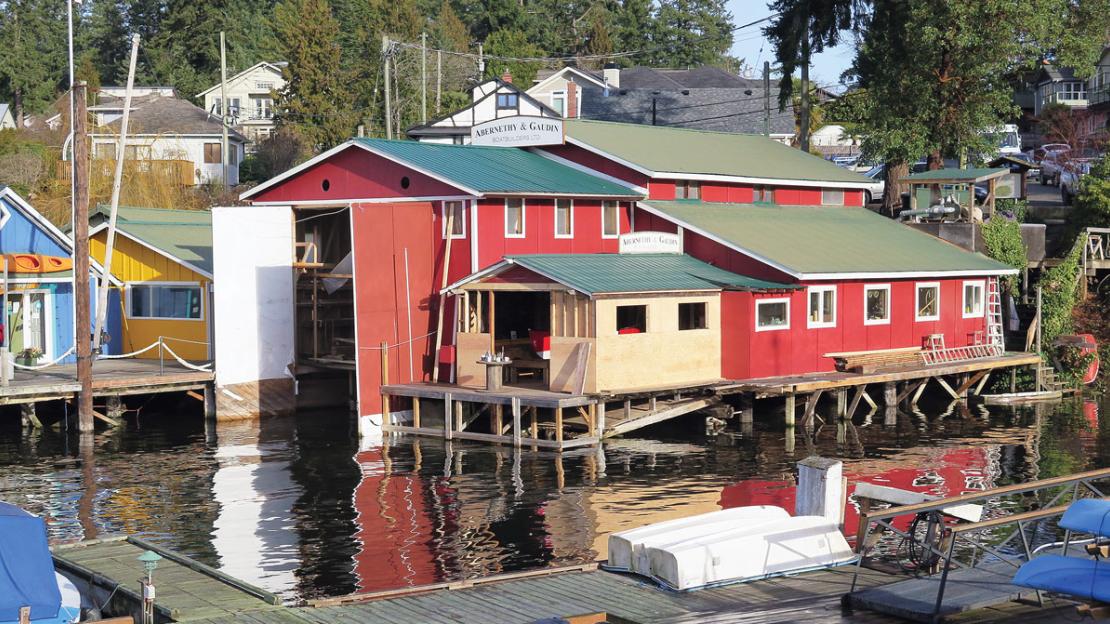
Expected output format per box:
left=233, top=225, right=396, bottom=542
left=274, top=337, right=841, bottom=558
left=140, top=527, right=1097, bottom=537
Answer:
left=1059, top=499, right=1110, bottom=538
left=1013, top=555, right=1110, bottom=602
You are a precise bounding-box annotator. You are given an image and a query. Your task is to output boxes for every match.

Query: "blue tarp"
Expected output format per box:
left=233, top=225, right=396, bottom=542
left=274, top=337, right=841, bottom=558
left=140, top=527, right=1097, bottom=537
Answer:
left=0, top=502, right=61, bottom=621
left=1059, top=498, right=1110, bottom=537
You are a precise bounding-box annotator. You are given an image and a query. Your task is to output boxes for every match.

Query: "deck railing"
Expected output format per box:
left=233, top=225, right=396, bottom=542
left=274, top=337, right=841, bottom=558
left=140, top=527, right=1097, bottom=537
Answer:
left=55, top=159, right=196, bottom=186
left=849, top=467, right=1110, bottom=623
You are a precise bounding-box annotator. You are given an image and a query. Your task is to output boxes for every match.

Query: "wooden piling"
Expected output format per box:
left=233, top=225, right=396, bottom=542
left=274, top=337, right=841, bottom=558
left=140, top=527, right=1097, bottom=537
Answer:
left=555, top=407, right=563, bottom=444
left=444, top=392, right=453, bottom=440
left=492, top=403, right=502, bottom=435
left=738, top=394, right=753, bottom=425
left=596, top=401, right=606, bottom=436
left=511, top=397, right=521, bottom=447
left=413, top=397, right=421, bottom=428
left=380, top=341, right=390, bottom=425
left=835, top=389, right=847, bottom=419
left=883, top=382, right=897, bottom=406
left=454, top=400, right=463, bottom=432
left=20, top=403, right=41, bottom=429
left=784, top=394, right=796, bottom=428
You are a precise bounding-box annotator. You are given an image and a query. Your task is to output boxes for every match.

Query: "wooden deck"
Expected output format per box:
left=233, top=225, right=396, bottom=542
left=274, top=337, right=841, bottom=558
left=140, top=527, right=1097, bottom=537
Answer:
left=849, top=561, right=1032, bottom=623
left=383, top=381, right=596, bottom=409
left=717, top=353, right=1042, bottom=396
left=53, top=536, right=281, bottom=622
left=0, top=358, right=212, bottom=406
left=178, top=564, right=1074, bottom=624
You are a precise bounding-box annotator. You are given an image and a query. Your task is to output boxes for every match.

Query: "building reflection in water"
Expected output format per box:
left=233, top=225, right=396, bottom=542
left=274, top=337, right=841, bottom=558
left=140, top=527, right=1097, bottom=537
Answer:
left=211, top=419, right=303, bottom=596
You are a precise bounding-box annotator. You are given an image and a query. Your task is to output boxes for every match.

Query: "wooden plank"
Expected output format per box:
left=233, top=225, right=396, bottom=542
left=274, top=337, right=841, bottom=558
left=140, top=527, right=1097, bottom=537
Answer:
left=956, top=370, right=988, bottom=396
left=935, top=376, right=961, bottom=400
left=604, top=398, right=711, bottom=437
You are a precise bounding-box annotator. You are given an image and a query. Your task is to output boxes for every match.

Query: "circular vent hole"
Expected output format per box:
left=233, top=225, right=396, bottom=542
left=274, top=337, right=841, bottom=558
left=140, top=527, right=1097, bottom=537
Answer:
left=400, top=176, right=411, bottom=189
left=321, top=179, right=331, bottom=192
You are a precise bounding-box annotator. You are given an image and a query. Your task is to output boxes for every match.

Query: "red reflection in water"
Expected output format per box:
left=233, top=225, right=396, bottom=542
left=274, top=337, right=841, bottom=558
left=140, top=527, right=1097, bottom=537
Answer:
left=719, top=447, right=995, bottom=534
left=352, top=448, right=440, bottom=592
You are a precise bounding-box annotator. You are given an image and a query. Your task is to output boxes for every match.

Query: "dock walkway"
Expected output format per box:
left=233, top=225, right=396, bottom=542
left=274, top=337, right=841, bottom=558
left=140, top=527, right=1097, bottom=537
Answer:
left=184, top=565, right=1071, bottom=624
left=53, top=536, right=280, bottom=622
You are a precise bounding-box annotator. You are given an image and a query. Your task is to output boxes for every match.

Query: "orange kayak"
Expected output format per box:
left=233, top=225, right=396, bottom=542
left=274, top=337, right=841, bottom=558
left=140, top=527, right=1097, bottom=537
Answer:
left=2, top=254, right=73, bottom=274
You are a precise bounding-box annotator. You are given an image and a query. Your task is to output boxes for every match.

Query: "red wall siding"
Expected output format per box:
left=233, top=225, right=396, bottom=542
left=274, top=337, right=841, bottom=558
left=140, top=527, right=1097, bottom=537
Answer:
left=474, top=198, right=631, bottom=268
left=252, top=146, right=463, bottom=203
left=723, top=279, right=991, bottom=379
left=538, top=144, right=650, bottom=188
left=647, top=181, right=863, bottom=207
left=352, top=201, right=469, bottom=416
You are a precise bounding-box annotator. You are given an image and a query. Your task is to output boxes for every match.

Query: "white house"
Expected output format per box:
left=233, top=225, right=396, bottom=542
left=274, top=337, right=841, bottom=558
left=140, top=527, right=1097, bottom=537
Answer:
left=196, top=62, right=286, bottom=146
left=811, top=124, right=859, bottom=148
left=0, top=103, right=14, bottom=130
left=89, top=93, right=246, bottom=186
left=406, top=75, right=562, bottom=144
left=528, top=66, right=611, bottom=117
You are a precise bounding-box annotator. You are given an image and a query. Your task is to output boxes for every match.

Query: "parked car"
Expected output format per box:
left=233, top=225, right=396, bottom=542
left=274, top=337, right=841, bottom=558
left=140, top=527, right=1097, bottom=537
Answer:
left=1060, top=159, right=1093, bottom=205
left=831, top=154, right=860, bottom=169
left=861, top=164, right=884, bottom=204
left=1034, top=143, right=1070, bottom=164
left=1039, top=148, right=1070, bottom=186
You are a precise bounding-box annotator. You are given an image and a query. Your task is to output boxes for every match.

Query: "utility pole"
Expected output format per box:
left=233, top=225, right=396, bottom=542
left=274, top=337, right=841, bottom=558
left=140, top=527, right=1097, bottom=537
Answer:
left=93, top=34, right=139, bottom=353
left=383, top=35, right=392, bottom=140
left=436, top=50, right=442, bottom=114
left=73, top=81, right=93, bottom=433
left=477, top=43, right=484, bottom=77
left=421, top=32, right=428, bottom=124
left=799, top=21, right=811, bottom=153
left=763, top=61, right=771, bottom=137
left=220, top=31, right=230, bottom=187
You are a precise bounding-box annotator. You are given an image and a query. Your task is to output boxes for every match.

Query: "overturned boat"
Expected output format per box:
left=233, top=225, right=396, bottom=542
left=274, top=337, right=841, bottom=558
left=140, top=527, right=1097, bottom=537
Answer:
left=0, top=502, right=82, bottom=624
left=608, top=505, right=855, bottom=591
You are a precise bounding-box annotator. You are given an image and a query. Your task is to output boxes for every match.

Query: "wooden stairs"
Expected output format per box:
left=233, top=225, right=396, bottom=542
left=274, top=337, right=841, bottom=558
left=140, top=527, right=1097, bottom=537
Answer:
left=1037, top=363, right=1068, bottom=392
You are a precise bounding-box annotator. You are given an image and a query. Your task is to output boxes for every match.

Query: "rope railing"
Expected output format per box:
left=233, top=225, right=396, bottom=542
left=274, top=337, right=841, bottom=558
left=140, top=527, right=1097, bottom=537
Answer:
left=10, top=347, right=77, bottom=371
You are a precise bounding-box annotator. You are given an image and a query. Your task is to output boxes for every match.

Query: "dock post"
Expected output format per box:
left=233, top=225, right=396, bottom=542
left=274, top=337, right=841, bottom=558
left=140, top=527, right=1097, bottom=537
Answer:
left=835, top=389, right=847, bottom=419
left=596, top=401, right=606, bottom=437
left=203, top=384, right=216, bottom=420
left=739, top=394, right=754, bottom=436
left=444, top=392, right=453, bottom=440
left=883, top=382, right=897, bottom=406
left=796, top=456, right=845, bottom=527
left=20, top=403, right=41, bottom=429
left=555, top=407, right=563, bottom=445
left=511, top=397, right=522, bottom=447
left=492, top=403, right=502, bottom=435
left=454, top=400, right=463, bottom=432
left=413, top=397, right=421, bottom=428
left=784, top=394, right=796, bottom=428
left=106, top=396, right=124, bottom=421
left=380, top=341, right=390, bottom=426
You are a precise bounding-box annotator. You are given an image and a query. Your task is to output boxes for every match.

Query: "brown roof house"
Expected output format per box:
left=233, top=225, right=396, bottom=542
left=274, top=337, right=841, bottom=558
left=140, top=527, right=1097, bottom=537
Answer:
left=88, top=91, right=247, bottom=186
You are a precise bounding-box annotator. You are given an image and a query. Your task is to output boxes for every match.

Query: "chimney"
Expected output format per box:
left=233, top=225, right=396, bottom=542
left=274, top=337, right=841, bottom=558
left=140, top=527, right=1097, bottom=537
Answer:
left=501, top=70, right=513, bottom=84
left=567, top=80, right=578, bottom=118
left=603, top=63, right=620, bottom=89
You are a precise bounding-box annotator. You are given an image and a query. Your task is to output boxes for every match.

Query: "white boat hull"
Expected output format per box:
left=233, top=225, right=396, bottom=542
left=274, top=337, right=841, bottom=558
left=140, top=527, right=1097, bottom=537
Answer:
left=646, top=515, right=856, bottom=591
left=607, top=506, right=789, bottom=575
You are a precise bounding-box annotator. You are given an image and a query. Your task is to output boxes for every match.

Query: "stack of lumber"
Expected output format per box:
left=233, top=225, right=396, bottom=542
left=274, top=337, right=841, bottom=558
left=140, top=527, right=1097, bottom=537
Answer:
left=824, top=347, right=924, bottom=374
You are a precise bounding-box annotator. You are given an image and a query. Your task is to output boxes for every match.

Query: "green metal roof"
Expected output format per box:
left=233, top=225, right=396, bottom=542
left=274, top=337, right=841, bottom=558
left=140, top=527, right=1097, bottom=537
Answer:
left=640, top=201, right=1016, bottom=277
left=504, top=253, right=795, bottom=294
left=903, top=167, right=1009, bottom=183
left=563, top=119, right=871, bottom=186
left=91, top=205, right=212, bottom=276
left=354, top=138, right=642, bottom=198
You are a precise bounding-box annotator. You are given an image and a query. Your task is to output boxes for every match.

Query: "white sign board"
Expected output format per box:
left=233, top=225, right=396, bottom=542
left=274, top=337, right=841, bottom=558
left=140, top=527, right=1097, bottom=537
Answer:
left=619, top=231, right=683, bottom=254
left=471, top=116, right=565, bottom=147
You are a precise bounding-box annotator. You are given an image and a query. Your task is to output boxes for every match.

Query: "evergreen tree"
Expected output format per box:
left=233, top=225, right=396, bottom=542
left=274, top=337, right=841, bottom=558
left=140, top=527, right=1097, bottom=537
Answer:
left=650, top=0, right=732, bottom=67
left=483, top=29, right=544, bottom=86
left=272, top=0, right=355, bottom=149
left=80, top=0, right=131, bottom=84
left=433, top=1, right=469, bottom=51
left=579, top=7, right=614, bottom=68
left=0, top=0, right=67, bottom=123
left=614, top=0, right=654, bottom=62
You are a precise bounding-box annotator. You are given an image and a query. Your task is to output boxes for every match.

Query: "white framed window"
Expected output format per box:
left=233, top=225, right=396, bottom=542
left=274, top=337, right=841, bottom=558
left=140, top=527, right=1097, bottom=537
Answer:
left=551, top=91, right=566, bottom=116
left=127, top=282, right=204, bottom=320
left=554, top=199, right=573, bottom=238
left=915, top=282, right=941, bottom=321
left=821, top=189, right=845, bottom=206
left=602, top=201, right=620, bottom=238
left=807, top=285, right=836, bottom=328
left=505, top=198, right=525, bottom=238
left=962, top=280, right=985, bottom=318
left=756, top=297, right=790, bottom=331
left=864, top=284, right=891, bottom=325
left=442, top=201, right=466, bottom=239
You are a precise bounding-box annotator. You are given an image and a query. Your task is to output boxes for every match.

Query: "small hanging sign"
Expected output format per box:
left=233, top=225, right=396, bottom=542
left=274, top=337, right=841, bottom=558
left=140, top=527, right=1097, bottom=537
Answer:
left=619, top=231, right=683, bottom=254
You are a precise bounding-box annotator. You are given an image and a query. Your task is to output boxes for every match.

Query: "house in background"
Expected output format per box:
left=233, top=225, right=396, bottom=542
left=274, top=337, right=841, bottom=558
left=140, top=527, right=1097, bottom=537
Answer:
left=1087, top=46, right=1110, bottom=116
left=196, top=62, right=286, bottom=147
left=0, top=186, right=121, bottom=363
left=0, top=104, right=15, bottom=130
left=1032, top=62, right=1089, bottom=116
left=810, top=124, right=860, bottom=154
left=528, top=66, right=610, bottom=117
left=87, top=92, right=246, bottom=186
left=407, top=75, right=562, bottom=144
left=88, top=205, right=212, bottom=361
